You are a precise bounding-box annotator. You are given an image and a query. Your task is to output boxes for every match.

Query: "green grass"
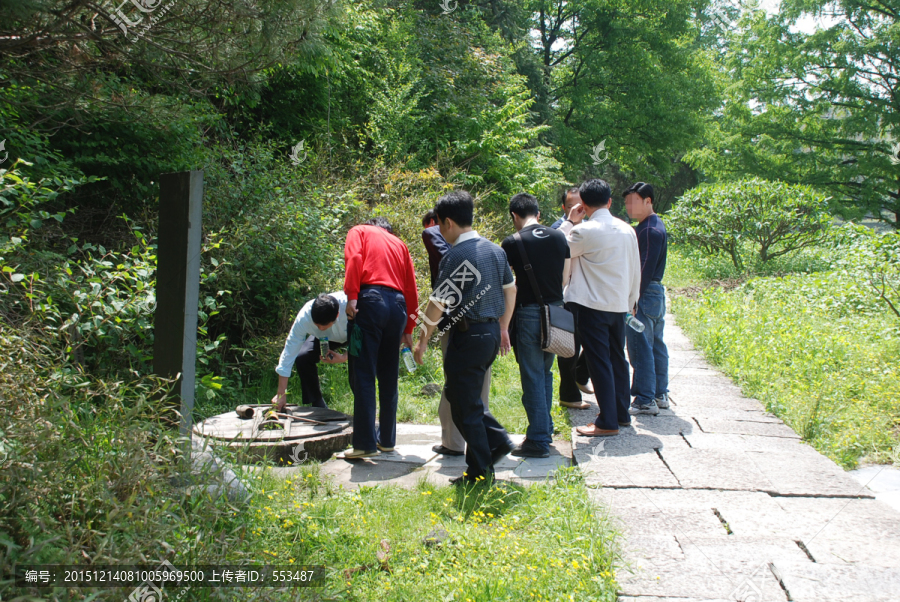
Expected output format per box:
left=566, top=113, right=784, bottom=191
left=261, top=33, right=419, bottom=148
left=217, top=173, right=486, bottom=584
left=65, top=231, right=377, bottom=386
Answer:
left=2, top=326, right=614, bottom=602
left=198, top=339, right=572, bottom=441
left=240, top=465, right=619, bottom=601
left=668, top=244, right=900, bottom=468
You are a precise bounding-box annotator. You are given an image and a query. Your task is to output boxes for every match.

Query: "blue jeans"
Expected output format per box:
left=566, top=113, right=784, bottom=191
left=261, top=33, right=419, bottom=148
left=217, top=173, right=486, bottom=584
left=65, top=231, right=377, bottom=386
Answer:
left=347, top=285, right=407, bottom=450
left=626, top=282, right=669, bottom=405
left=514, top=305, right=556, bottom=450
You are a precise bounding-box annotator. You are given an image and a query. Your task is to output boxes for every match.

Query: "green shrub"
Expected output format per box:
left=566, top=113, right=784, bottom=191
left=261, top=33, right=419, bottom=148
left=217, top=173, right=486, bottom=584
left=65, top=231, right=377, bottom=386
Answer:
left=668, top=179, right=832, bottom=271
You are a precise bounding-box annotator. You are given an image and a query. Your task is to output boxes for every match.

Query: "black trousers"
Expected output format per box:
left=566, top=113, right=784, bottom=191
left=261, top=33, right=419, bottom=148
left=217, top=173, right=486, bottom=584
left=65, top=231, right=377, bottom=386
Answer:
left=571, top=303, right=631, bottom=431
left=293, top=335, right=344, bottom=408
left=443, top=321, right=512, bottom=481
left=557, top=302, right=591, bottom=402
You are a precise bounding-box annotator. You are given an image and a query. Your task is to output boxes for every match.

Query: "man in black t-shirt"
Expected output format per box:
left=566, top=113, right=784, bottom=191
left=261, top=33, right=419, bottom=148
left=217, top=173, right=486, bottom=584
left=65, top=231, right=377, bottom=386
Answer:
left=501, top=193, right=571, bottom=458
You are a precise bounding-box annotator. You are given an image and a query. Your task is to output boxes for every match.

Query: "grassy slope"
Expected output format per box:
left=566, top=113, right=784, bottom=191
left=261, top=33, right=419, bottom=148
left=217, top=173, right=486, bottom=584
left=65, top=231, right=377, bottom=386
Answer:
left=666, top=245, right=900, bottom=468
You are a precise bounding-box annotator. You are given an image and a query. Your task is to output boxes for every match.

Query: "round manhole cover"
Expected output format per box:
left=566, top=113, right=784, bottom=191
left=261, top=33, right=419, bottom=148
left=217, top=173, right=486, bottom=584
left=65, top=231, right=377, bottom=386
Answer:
left=194, top=407, right=347, bottom=441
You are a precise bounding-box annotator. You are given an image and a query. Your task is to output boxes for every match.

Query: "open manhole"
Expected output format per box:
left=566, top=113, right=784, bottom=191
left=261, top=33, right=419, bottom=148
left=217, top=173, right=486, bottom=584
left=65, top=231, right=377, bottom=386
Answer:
left=194, top=405, right=353, bottom=463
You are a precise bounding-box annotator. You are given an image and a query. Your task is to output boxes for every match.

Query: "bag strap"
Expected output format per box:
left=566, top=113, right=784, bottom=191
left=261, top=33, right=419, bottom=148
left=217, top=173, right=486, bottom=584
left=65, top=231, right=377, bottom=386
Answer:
left=513, top=232, right=546, bottom=306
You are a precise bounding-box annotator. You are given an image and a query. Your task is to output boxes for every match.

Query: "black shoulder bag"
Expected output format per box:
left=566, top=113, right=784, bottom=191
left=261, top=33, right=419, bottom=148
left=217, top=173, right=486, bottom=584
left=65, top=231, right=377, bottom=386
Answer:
left=513, top=232, right=576, bottom=358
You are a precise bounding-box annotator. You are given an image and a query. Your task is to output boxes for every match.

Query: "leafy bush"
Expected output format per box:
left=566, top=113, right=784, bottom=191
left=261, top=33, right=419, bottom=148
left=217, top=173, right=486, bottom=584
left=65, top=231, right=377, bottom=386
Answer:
left=668, top=179, right=832, bottom=271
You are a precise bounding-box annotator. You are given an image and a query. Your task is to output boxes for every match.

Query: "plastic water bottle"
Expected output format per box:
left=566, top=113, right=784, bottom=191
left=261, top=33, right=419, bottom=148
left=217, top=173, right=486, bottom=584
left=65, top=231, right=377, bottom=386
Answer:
left=401, top=347, right=416, bottom=373
left=319, top=337, right=330, bottom=358
left=625, top=313, right=645, bottom=332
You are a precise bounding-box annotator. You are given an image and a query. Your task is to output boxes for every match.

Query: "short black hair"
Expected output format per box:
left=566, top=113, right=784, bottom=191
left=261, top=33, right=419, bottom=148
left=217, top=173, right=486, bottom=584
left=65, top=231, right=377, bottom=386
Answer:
left=579, top=179, right=612, bottom=208
left=559, top=187, right=580, bottom=206
left=421, top=209, right=437, bottom=227
left=509, top=193, right=540, bottom=219
left=365, top=217, right=394, bottom=234
left=435, top=190, right=474, bottom=228
left=310, top=294, right=340, bottom=326
left=623, top=182, right=655, bottom=203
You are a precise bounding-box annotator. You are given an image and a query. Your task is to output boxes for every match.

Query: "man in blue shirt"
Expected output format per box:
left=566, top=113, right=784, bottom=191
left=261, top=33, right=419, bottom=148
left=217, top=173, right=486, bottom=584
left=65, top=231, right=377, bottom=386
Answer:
left=623, top=182, right=669, bottom=415
left=422, top=209, right=492, bottom=457
left=413, top=190, right=517, bottom=484
left=272, top=293, right=348, bottom=412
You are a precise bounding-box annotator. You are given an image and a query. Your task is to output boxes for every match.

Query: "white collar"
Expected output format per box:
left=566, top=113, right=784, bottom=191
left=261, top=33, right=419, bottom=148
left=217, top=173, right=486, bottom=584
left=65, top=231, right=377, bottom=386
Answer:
left=453, top=230, right=480, bottom=246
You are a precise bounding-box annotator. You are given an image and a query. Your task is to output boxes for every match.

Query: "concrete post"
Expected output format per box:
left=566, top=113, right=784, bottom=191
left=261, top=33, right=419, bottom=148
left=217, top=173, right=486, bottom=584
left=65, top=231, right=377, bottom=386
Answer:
left=153, top=170, right=203, bottom=450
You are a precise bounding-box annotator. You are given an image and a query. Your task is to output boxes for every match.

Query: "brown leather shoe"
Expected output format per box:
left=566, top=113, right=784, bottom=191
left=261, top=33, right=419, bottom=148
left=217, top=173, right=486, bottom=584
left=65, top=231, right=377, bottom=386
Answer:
left=575, top=425, right=619, bottom=437
left=560, top=400, right=590, bottom=409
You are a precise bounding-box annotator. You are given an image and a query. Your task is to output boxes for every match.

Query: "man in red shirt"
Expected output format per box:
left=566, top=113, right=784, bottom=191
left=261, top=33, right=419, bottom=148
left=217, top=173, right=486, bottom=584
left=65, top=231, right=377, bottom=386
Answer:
left=342, top=217, right=418, bottom=458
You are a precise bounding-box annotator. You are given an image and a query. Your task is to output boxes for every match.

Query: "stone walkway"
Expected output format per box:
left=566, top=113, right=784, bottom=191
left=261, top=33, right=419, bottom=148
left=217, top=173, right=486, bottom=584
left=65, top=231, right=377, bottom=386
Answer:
left=308, top=425, right=572, bottom=489
left=571, top=312, right=900, bottom=602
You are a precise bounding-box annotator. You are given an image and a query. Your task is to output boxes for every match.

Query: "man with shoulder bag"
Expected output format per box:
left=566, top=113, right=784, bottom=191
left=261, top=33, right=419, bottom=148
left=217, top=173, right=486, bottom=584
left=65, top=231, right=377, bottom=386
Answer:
left=501, top=193, right=572, bottom=458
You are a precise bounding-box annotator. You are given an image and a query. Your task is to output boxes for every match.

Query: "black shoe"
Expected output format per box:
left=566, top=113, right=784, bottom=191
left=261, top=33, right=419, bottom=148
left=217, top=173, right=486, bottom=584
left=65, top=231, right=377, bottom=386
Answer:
left=511, top=441, right=550, bottom=458
left=490, top=440, right=515, bottom=465
left=311, top=400, right=329, bottom=409
left=450, top=475, right=476, bottom=486
left=432, top=444, right=464, bottom=457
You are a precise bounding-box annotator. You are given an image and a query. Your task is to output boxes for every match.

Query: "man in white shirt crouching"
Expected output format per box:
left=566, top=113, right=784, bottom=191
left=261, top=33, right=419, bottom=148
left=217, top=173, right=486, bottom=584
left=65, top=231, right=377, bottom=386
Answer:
left=272, top=292, right=349, bottom=412
left=557, top=179, right=641, bottom=437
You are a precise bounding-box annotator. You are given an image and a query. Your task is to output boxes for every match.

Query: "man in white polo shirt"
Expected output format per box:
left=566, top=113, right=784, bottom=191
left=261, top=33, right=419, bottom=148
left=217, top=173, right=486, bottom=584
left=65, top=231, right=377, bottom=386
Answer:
left=558, top=179, right=641, bottom=437
left=272, top=292, right=349, bottom=412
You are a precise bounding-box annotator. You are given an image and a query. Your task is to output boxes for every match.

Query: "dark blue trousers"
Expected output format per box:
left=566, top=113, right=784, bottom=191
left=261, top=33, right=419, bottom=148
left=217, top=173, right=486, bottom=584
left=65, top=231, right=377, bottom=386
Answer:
left=571, top=303, right=631, bottom=430
left=443, top=322, right=512, bottom=481
left=557, top=302, right=592, bottom=402
left=347, top=286, right=407, bottom=450
left=292, top=335, right=343, bottom=408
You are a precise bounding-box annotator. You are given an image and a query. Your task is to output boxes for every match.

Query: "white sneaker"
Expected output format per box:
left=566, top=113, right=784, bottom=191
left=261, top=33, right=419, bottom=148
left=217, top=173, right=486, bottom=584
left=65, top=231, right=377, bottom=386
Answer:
left=655, top=393, right=670, bottom=409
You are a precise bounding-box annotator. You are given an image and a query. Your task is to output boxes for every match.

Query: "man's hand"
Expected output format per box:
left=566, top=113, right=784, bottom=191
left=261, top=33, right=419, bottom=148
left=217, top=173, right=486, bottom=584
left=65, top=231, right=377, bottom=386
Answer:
left=413, top=339, right=427, bottom=365
left=346, top=299, right=358, bottom=319
left=401, top=333, right=413, bottom=350
left=321, top=351, right=347, bottom=365
left=568, top=203, right=586, bottom=223
left=271, top=392, right=287, bottom=413
left=499, top=329, right=511, bottom=356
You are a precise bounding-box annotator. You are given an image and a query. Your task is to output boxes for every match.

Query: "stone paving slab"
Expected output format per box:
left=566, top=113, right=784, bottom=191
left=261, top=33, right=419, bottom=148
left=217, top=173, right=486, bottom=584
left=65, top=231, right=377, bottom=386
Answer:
left=745, top=448, right=866, bottom=497
left=775, top=563, right=900, bottom=602
left=660, top=448, right=771, bottom=491
left=667, top=390, right=764, bottom=412
left=691, top=417, right=801, bottom=439
left=580, top=452, right=681, bottom=489
left=681, top=432, right=815, bottom=453
left=617, top=547, right=790, bottom=601
left=771, top=497, right=900, bottom=567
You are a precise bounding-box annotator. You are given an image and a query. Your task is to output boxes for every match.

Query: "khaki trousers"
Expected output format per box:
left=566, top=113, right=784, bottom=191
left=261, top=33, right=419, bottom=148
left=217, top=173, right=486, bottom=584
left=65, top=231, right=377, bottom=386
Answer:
left=439, top=331, right=492, bottom=451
